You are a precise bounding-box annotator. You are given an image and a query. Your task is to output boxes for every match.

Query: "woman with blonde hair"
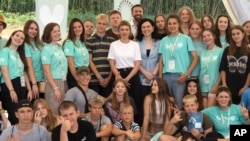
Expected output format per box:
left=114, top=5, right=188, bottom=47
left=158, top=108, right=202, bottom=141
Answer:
left=33, top=98, right=61, bottom=133
left=177, top=6, right=196, bottom=35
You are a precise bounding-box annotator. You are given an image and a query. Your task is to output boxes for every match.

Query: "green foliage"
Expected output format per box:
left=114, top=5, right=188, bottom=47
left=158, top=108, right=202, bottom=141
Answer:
left=0, top=0, right=228, bottom=25
left=2, top=11, right=35, bottom=25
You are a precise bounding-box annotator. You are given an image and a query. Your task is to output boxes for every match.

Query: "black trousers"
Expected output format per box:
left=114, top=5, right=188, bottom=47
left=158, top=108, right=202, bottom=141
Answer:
left=118, top=68, right=143, bottom=126
left=67, top=67, right=78, bottom=89
left=89, top=75, right=114, bottom=98
left=1, top=77, right=27, bottom=125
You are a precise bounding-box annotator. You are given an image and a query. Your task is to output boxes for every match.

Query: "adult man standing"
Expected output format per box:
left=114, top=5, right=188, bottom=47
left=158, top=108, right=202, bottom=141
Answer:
left=130, top=4, right=143, bottom=38
left=0, top=99, right=51, bottom=141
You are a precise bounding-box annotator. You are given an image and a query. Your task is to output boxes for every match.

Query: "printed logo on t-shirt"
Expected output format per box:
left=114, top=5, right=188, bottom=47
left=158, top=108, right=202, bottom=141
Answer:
left=81, top=136, right=86, bottom=141
left=227, top=55, right=248, bottom=73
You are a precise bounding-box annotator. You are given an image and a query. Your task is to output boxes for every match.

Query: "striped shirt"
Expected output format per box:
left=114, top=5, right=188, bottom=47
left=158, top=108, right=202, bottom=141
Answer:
left=114, top=120, right=140, bottom=132
left=86, top=34, right=115, bottom=84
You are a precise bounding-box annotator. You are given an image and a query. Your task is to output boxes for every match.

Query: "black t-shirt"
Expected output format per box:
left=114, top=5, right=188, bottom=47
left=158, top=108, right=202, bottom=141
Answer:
left=219, top=47, right=250, bottom=103
left=52, top=120, right=96, bottom=141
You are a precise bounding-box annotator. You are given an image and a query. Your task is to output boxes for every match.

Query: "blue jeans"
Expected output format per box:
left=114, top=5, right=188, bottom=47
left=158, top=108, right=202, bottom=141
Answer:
left=163, top=73, right=186, bottom=109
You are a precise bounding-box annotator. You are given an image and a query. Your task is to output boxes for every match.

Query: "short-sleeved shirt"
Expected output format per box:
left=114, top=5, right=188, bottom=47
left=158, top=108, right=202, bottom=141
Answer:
left=114, top=120, right=140, bottom=132
left=63, top=39, right=89, bottom=67
left=24, top=42, right=44, bottom=81
left=86, top=34, right=115, bottom=84
left=0, top=123, right=51, bottom=141
left=41, top=43, right=67, bottom=79
left=52, top=120, right=96, bottom=141
left=106, top=29, right=119, bottom=40
left=190, top=40, right=206, bottom=77
left=202, top=104, right=246, bottom=138
left=104, top=97, right=138, bottom=123
left=114, top=120, right=140, bottom=140
left=108, top=40, right=141, bottom=69
left=0, top=47, right=24, bottom=83
left=159, top=33, right=195, bottom=73
left=0, top=38, right=7, bottom=49
left=220, top=47, right=250, bottom=103
left=220, top=36, right=229, bottom=49
left=82, top=114, right=111, bottom=132
left=199, top=46, right=223, bottom=92
left=64, top=87, right=98, bottom=113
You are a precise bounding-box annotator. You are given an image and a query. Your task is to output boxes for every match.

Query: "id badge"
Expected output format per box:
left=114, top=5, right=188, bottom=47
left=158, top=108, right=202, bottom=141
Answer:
left=168, top=59, right=175, bottom=70
left=203, top=74, right=210, bottom=84
left=20, top=76, right=25, bottom=87
left=61, top=71, right=66, bottom=81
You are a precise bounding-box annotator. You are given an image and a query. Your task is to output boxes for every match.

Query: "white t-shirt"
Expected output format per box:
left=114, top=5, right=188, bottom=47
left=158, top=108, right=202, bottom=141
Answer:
left=108, top=40, right=141, bottom=68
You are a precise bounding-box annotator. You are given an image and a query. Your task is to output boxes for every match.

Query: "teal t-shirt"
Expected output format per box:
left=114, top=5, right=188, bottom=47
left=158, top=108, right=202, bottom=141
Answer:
left=63, top=40, right=89, bottom=67
left=202, top=104, right=246, bottom=138
left=0, top=38, right=7, bottom=49
left=159, top=33, right=195, bottom=73
left=0, top=47, right=24, bottom=83
left=190, top=40, right=206, bottom=77
left=41, top=43, right=67, bottom=79
left=199, top=46, right=223, bottom=92
left=220, top=36, right=229, bottom=49
left=24, top=42, right=44, bottom=81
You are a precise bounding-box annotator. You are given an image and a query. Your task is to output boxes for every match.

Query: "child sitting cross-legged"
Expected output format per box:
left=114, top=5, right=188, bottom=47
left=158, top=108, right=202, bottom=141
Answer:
left=112, top=104, right=141, bottom=141
left=82, top=95, right=112, bottom=141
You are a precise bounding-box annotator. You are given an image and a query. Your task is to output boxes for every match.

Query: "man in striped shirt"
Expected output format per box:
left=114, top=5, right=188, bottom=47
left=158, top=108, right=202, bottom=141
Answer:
left=86, top=13, right=115, bottom=98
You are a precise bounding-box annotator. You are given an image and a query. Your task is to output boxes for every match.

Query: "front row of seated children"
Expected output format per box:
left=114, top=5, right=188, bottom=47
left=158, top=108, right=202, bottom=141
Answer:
left=53, top=98, right=141, bottom=141
left=84, top=95, right=141, bottom=141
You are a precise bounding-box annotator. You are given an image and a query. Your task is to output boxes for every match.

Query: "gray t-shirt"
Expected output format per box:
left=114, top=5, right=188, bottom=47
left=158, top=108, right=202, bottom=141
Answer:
left=0, top=123, right=51, bottom=141
left=64, top=87, right=98, bottom=113
left=82, top=115, right=112, bottom=132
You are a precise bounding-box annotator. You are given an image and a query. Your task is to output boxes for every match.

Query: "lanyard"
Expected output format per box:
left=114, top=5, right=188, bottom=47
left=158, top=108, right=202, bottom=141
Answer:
left=169, top=33, right=180, bottom=57
left=220, top=108, right=230, bottom=129
left=205, top=46, right=215, bottom=70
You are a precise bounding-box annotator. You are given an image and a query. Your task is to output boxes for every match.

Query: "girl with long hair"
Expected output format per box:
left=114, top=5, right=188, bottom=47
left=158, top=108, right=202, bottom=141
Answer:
left=23, top=20, right=44, bottom=99
left=63, top=18, right=89, bottom=89
left=220, top=25, right=250, bottom=104
left=104, top=79, right=137, bottom=124
left=33, top=98, right=61, bottom=134
left=141, top=78, right=174, bottom=141
left=0, top=30, right=32, bottom=124
left=214, top=15, right=231, bottom=49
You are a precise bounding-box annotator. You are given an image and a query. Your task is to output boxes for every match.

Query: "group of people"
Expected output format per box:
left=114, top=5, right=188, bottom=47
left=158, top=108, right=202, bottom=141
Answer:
left=0, top=3, right=250, bottom=141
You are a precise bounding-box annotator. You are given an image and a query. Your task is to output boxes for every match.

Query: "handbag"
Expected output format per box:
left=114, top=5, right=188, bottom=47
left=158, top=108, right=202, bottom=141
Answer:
left=39, top=81, right=46, bottom=93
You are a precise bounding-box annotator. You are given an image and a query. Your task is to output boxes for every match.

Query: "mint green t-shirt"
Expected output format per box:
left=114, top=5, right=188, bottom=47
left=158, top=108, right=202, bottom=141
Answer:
left=41, top=43, right=67, bottom=79
left=220, top=36, right=229, bottom=49
left=199, top=46, right=223, bottom=92
left=0, top=37, right=7, bottom=49
left=202, top=104, right=246, bottom=138
left=0, top=47, right=24, bottom=83
left=159, top=33, right=195, bottom=73
left=63, top=40, right=89, bottom=67
left=190, top=40, right=206, bottom=77
left=24, top=42, right=44, bottom=81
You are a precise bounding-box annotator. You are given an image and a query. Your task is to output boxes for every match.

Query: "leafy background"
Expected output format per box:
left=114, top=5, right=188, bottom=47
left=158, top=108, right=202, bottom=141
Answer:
left=0, top=0, right=227, bottom=37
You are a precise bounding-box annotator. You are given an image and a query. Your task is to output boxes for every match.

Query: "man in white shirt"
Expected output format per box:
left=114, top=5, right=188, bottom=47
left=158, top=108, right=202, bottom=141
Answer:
left=129, top=4, right=143, bottom=38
